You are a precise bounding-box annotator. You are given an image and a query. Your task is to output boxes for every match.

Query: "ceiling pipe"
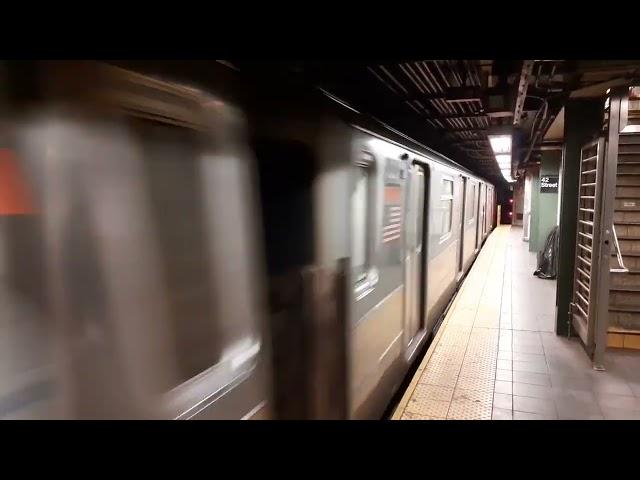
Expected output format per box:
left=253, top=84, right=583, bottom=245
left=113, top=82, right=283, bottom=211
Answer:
left=518, top=112, right=555, bottom=175
left=527, top=95, right=548, bottom=142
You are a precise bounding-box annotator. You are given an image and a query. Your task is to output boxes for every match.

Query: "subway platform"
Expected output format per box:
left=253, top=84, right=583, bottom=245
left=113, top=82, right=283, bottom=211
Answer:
left=392, top=225, right=640, bottom=420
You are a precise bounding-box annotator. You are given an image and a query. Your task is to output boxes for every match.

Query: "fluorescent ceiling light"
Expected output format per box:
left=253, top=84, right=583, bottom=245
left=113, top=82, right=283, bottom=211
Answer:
left=489, top=135, right=512, bottom=154
left=496, top=154, right=511, bottom=167
left=500, top=168, right=515, bottom=183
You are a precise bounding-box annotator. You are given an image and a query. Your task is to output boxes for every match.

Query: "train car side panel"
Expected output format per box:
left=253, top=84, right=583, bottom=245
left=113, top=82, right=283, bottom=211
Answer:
left=348, top=132, right=407, bottom=419
left=424, top=163, right=459, bottom=332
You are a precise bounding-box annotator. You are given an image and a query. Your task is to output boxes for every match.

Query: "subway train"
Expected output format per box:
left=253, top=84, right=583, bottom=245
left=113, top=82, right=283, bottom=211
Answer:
left=0, top=61, right=495, bottom=419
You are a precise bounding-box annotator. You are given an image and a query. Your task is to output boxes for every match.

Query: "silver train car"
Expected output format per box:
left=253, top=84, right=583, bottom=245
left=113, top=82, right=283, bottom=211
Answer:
left=0, top=62, right=496, bottom=419
left=243, top=76, right=497, bottom=419
left=347, top=123, right=496, bottom=418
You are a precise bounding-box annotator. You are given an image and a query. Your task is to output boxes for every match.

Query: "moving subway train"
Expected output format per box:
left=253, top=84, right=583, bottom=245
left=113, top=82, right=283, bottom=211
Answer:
left=0, top=62, right=495, bottom=419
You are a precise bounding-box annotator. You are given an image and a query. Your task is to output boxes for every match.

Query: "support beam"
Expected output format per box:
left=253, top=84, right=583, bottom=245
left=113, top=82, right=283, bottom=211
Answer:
left=454, top=140, right=488, bottom=144
left=384, top=112, right=487, bottom=124
left=513, top=60, right=535, bottom=126
left=440, top=127, right=486, bottom=133
left=593, top=87, right=624, bottom=369
left=426, top=112, right=486, bottom=120
left=488, top=111, right=514, bottom=118
left=534, top=143, right=563, bottom=151
left=400, top=86, right=499, bottom=104
left=556, top=98, right=604, bottom=337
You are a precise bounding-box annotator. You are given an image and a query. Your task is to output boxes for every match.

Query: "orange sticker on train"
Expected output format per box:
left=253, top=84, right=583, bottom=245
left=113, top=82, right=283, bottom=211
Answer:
left=0, top=149, right=36, bottom=215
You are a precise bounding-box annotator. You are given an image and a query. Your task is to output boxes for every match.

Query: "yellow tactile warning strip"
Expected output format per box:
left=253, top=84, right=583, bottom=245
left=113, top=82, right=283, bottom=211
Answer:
left=393, top=226, right=510, bottom=420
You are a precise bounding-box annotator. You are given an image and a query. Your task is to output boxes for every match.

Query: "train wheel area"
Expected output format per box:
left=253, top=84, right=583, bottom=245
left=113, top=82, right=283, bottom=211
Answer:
left=392, top=226, right=640, bottom=420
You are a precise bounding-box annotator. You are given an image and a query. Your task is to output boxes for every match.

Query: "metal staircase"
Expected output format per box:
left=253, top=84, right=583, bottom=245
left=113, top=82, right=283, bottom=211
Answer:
left=610, top=133, right=640, bottom=337
left=570, top=86, right=640, bottom=368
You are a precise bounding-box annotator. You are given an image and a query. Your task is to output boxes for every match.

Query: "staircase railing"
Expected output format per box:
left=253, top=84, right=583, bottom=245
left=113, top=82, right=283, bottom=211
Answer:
left=611, top=225, right=629, bottom=273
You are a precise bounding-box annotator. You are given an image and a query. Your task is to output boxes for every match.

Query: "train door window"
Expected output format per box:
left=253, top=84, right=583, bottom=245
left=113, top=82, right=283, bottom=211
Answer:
left=440, top=178, right=454, bottom=237
left=352, top=162, right=371, bottom=284
left=415, top=167, right=425, bottom=250
left=484, top=188, right=489, bottom=234
left=137, top=120, right=221, bottom=385
left=466, top=183, right=476, bottom=222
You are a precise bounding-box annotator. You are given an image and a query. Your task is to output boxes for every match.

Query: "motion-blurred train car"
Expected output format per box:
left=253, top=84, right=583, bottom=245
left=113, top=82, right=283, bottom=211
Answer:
left=0, top=61, right=495, bottom=419
left=0, top=61, right=270, bottom=419
left=243, top=81, right=495, bottom=419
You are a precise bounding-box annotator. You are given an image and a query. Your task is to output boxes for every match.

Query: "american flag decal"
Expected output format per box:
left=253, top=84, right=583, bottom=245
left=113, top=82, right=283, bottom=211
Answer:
left=383, top=205, right=402, bottom=243
left=382, top=160, right=403, bottom=244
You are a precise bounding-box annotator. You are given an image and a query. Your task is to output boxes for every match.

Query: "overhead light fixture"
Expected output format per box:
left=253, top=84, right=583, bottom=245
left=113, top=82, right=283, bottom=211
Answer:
left=486, top=127, right=514, bottom=182
left=500, top=168, right=515, bottom=183
left=488, top=135, right=512, bottom=154
left=496, top=154, right=511, bottom=168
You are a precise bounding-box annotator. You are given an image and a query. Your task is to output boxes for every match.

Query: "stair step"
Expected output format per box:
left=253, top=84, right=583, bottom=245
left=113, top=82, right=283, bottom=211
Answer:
left=610, top=305, right=640, bottom=313
left=618, top=172, right=640, bottom=175
left=609, top=326, right=640, bottom=335
left=612, top=269, right=640, bottom=274
left=611, top=252, right=640, bottom=257
left=617, top=183, right=640, bottom=187
left=615, top=221, right=640, bottom=225
left=618, top=236, right=640, bottom=241
left=611, top=285, right=640, bottom=292
left=618, top=161, right=640, bottom=165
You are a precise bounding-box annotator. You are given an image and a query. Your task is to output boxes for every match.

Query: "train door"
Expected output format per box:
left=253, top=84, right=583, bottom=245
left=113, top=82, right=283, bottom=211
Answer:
left=477, top=183, right=485, bottom=248
left=457, top=176, right=467, bottom=277
left=475, top=183, right=480, bottom=249
left=485, top=187, right=490, bottom=236
left=487, top=187, right=494, bottom=232
left=404, top=161, right=428, bottom=352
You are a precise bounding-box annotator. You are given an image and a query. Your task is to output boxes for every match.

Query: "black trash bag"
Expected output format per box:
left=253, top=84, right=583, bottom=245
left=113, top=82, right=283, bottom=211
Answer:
left=534, top=226, right=559, bottom=279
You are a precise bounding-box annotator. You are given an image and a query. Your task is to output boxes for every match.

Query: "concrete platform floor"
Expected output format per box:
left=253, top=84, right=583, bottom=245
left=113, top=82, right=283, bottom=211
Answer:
left=392, top=225, right=640, bottom=420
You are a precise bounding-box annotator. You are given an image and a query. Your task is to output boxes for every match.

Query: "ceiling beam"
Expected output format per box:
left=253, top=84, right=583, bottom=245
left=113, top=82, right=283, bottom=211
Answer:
left=405, top=86, right=509, bottom=105
left=439, top=127, right=486, bottom=132
left=513, top=60, right=535, bottom=126
left=452, top=138, right=489, bottom=144
left=425, top=112, right=486, bottom=120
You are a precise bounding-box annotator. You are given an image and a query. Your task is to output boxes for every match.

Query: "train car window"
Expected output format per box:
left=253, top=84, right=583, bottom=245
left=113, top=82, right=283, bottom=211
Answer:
left=466, top=183, right=477, bottom=221
left=351, top=165, right=370, bottom=283
left=440, top=178, right=454, bottom=236
left=442, top=178, right=454, bottom=196
left=136, top=120, right=222, bottom=385
left=416, top=169, right=425, bottom=250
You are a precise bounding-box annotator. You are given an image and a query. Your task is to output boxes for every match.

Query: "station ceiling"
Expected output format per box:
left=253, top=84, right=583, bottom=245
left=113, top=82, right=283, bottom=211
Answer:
left=229, top=60, right=640, bottom=187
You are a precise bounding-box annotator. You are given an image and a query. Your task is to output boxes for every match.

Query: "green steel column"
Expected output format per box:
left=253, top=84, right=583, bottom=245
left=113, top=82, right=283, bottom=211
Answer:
left=529, top=166, right=541, bottom=252
left=530, top=151, right=561, bottom=253
left=556, top=98, right=603, bottom=336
